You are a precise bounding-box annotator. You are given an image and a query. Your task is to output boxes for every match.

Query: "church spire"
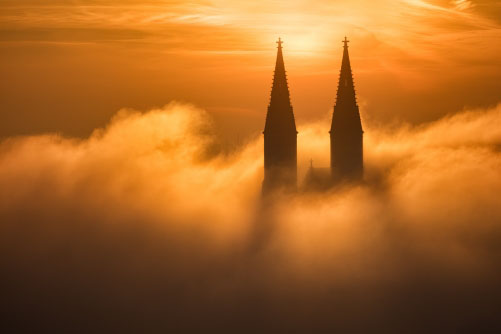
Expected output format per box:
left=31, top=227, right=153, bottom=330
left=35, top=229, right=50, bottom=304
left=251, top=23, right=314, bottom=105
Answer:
left=330, top=37, right=364, bottom=181
left=262, top=38, right=298, bottom=193
left=330, top=36, right=362, bottom=134
left=264, top=37, right=296, bottom=134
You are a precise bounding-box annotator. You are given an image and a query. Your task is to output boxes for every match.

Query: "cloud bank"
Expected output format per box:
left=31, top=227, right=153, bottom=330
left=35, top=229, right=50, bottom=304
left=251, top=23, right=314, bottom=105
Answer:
left=1, top=103, right=501, bottom=333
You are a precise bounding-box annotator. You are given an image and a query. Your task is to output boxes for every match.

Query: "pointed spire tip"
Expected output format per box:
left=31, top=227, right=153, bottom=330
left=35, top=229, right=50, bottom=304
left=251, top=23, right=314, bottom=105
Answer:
left=343, top=36, right=349, bottom=48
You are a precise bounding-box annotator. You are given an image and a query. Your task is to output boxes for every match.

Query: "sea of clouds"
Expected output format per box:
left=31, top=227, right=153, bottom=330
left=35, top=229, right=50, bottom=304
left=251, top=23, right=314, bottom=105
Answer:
left=1, top=102, right=500, bottom=333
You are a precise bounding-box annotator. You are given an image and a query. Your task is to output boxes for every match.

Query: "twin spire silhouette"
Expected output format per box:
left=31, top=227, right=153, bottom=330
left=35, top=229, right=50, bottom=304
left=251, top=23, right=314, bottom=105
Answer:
left=263, top=37, right=363, bottom=193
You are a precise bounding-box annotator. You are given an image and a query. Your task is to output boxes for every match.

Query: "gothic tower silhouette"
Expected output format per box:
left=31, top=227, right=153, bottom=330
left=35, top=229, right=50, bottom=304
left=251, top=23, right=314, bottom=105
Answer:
left=330, top=37, right=363, bottom=181
left=263, top=38, right=297, bottom=193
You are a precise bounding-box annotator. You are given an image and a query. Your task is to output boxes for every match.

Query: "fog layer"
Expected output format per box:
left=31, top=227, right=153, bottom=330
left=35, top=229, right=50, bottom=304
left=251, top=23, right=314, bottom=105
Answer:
left=1, top=103, right=501, bottom=333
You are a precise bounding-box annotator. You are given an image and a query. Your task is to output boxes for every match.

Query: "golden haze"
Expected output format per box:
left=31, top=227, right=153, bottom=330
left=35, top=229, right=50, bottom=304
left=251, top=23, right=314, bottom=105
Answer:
left=1, top=0, right=500, bottom=139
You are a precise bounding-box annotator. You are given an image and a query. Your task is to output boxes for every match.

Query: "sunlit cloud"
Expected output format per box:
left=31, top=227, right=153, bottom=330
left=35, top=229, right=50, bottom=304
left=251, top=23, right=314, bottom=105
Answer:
left=453, top=0, right=475, bottom=10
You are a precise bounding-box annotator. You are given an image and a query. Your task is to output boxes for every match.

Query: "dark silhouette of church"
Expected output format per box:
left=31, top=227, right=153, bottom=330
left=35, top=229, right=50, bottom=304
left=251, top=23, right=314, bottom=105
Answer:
left=330, top=37, right=364, bottom=181
left=262, top=38, right=298, bottom=193
left=263, top=37, right=363, bottom=193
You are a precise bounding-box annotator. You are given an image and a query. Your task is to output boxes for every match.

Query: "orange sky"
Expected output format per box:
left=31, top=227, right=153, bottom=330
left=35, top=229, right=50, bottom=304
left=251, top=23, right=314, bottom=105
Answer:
left=1, top=0, right=500, bottom=141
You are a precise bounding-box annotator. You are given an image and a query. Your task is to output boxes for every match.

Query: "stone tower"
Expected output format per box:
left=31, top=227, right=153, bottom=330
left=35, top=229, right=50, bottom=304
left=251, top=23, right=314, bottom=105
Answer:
left=263, top=38, right=297, bottom=193
left=330, top=37, right=363, bottom=181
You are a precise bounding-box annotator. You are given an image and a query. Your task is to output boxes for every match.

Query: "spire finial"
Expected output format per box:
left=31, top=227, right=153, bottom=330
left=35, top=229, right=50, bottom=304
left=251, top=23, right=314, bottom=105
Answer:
left=343, top=36, right=349, bottom=48
left=277, top=37, right=283, bottom=49
left=310, top=158, right=313, bottom=169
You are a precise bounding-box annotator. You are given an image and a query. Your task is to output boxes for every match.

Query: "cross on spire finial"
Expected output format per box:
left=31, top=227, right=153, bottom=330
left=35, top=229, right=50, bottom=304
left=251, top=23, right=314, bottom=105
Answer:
left=343, top=36, right=349, bottom=48
left=277, top=37, right=283, bottom=48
